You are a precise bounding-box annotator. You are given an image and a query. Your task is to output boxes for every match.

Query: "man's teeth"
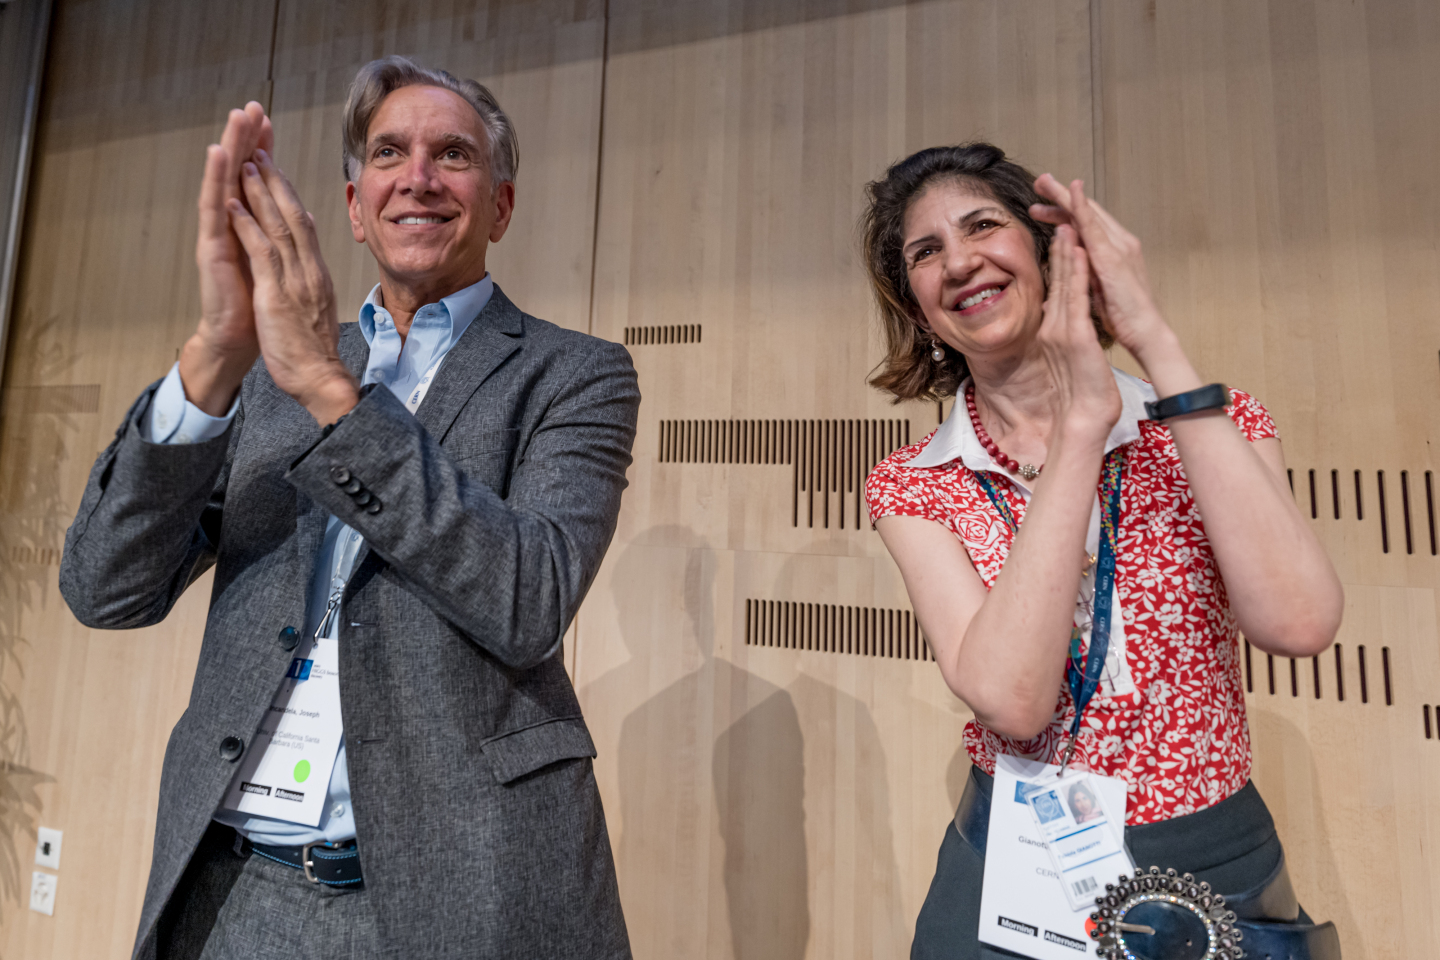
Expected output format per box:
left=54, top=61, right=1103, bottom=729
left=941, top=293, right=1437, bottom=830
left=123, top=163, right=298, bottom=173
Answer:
left=959, top=287, right=1002, bottom=310
left=397, top=216, right=447, bottom=225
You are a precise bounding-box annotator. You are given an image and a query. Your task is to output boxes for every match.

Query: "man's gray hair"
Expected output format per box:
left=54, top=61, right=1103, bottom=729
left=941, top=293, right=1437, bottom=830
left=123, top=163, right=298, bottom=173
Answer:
left=341, top=55, right=518, bottom=186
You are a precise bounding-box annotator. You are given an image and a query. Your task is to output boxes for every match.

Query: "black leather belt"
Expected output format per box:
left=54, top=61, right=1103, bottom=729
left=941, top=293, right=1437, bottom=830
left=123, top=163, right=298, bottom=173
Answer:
left=955, top=769, right=1341, bottom=960
left=241, top=834, right=364, bottom=887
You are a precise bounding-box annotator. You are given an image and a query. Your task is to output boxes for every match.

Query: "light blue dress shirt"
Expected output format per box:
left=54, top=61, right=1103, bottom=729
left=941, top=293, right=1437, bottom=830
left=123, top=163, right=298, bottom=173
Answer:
left=146, top=273, right=494, bottom=846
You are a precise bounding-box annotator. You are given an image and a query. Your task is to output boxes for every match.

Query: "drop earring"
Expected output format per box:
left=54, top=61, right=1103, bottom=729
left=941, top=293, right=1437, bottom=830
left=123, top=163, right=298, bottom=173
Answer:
left=930, top=339, right=946, bottom=362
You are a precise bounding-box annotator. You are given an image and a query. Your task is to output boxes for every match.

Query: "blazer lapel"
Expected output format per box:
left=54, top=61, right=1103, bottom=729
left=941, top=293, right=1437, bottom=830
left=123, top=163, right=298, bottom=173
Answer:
left=414, top=284, right=523, bottom=443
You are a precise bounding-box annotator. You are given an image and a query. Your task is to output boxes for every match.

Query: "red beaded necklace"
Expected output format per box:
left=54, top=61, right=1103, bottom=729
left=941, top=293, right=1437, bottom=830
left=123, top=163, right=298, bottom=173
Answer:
left=964, top=383, right=1042, bottom=481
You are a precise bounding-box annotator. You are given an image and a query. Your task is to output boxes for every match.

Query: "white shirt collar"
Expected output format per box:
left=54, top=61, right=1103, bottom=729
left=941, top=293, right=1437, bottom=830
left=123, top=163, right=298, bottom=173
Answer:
left=905, top=367, right=1157, bottom=484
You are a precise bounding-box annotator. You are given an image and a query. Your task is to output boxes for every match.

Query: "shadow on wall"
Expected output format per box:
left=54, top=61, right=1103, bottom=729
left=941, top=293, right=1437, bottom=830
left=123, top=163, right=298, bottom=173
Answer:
left=760, top=553, right=907, bottom=956
left=591, top=526, right=810, bottom=958
left=712, top=684, right=808, bottom=960
left=595, top=527, right=911, bottom=957
left=0, top=312, right=72, bottom=920
left=1246, top=709, right=1360, bottom=956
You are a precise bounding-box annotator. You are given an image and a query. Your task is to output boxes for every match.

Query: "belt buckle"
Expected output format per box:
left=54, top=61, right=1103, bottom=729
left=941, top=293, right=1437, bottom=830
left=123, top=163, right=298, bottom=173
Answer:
left=301, top=840, right=341, bottom=884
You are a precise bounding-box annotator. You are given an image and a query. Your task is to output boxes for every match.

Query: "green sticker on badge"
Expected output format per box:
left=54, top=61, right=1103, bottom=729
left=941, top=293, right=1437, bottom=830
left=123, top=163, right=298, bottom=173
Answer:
left=294, top=760, right=311, bottom=783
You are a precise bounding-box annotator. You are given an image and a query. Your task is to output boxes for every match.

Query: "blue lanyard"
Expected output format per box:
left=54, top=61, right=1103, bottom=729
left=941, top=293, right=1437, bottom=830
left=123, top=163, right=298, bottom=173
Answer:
left=973, top=449, right=1125, bottom=763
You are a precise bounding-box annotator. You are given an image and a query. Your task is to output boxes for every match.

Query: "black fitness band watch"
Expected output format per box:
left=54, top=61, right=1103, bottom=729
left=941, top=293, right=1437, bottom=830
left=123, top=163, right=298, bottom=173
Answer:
left=1144, top=383, right=1230, bottom=422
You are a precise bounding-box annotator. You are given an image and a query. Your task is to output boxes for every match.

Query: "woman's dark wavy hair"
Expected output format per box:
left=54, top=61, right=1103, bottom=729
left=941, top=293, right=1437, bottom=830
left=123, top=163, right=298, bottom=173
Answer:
left=861, top=143, right=1108, bottom=402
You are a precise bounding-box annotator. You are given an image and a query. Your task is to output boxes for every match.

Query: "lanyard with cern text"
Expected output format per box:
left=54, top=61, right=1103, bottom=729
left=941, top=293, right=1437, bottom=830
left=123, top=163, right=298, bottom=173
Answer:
left=972, top=448, right=1125, bottom=767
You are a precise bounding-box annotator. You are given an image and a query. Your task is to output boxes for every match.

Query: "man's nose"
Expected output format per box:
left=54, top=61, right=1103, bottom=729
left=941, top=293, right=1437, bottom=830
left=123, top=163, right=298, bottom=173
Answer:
left=397, top=153, right=440, bottom=195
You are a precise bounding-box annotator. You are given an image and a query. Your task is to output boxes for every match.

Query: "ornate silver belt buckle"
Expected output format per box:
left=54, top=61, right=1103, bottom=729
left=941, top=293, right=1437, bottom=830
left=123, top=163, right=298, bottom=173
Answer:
left=1089, top=865, right=1244, bottom=960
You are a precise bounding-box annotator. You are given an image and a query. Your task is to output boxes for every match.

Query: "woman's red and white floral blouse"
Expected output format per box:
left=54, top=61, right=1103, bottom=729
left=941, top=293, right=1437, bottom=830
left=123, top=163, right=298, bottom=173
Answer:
left=866, top=369, right=1277, bottom=825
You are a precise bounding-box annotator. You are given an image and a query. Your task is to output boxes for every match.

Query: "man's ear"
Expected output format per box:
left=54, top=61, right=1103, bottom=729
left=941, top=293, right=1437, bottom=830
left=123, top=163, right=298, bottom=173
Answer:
left=488, top=180, right=515, bottom=244
left=346, top=180, right=365, bottom=244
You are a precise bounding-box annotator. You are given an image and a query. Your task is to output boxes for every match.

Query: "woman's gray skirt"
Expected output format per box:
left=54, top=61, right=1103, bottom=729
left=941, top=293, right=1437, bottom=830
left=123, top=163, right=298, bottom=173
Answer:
left=912, top=766, right=1341, bottom=960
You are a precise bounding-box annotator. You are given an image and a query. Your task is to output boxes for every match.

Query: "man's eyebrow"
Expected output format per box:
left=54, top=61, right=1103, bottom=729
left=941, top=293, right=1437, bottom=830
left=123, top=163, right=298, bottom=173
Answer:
left=366, top=131, right=484, bottom=153
left=434, top=131, right=483, bottom=149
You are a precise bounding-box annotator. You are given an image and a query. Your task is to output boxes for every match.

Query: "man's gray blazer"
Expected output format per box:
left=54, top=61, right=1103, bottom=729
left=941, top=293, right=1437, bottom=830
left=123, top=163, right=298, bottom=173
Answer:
left=60, top=286, right=638, bottom=959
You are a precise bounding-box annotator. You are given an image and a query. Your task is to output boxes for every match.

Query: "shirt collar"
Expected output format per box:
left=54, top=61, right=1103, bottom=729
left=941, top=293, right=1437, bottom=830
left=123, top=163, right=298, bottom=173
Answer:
left=905, top=367, right=1157, bottom=480
left=357, top=272, right=494, bottom=351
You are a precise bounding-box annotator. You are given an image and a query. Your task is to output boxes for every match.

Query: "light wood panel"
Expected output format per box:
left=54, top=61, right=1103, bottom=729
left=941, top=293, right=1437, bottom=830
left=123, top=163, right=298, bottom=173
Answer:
left=1098, top=1, right=1440, bottom=956
left=4, top=1, right=1440, bottom=957
left=267, top=0, right=606, bottom=333
left=0, top=1, right=605, bottom=956
left=0, top=2, right=275, bottom=955
left=575, top=1, right=1095, bottom=956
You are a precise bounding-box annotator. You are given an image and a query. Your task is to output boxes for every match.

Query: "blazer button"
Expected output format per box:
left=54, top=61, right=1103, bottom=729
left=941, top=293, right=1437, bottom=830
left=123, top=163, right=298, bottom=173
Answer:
left=329, top=466, right=352, bottom=486
left=277, top=626, right=299, bottom=651
left=365, top=499, right=382, bottom=515
left=343, top=478, right=363, bottom=495
left=219, top=736, right=244, bottom=762
left=353, top=490, right=372, bottom=506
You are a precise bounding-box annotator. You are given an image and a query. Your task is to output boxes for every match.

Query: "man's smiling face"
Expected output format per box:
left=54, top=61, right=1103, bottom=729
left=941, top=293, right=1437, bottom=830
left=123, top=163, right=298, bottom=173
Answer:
left=346, top=84, right=513, bottom=299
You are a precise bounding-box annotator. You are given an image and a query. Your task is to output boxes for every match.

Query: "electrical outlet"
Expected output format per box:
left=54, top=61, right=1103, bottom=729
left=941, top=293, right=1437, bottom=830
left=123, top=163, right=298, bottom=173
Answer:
left=29, top=871, right=56, bottom=916
left=34, top=827, right=62, bottom=870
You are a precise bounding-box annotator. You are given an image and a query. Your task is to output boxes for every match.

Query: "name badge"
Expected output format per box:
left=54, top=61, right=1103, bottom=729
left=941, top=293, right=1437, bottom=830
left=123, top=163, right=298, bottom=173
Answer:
left=979, top=754, right=1134, bottom=959
left=217, top=628, right=345, bottom=827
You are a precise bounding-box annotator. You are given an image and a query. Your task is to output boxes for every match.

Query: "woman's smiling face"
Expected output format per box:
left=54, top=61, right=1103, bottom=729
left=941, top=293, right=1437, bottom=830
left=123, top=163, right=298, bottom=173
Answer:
left=901, top=179, right=1046, bottom=363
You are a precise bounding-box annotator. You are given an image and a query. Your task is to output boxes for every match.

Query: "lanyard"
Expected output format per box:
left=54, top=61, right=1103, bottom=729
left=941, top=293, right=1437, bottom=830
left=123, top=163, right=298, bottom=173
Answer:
left=973, top=449, right=1125, bottom=768
left=404, top=359, right=442, bottom=413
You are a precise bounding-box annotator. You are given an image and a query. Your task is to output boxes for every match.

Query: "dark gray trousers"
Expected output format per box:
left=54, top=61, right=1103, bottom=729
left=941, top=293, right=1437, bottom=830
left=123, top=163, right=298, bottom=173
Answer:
left=155, top=822, right=377, bottom=960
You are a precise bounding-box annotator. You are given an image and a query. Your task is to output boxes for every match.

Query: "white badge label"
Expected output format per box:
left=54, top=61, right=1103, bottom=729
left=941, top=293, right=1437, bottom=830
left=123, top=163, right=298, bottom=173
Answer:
left=218, top=627, right=344, bottom=827
left=1024, top=771, right=1131, bottom=910
left=979, top=755, right=1133, bottom=959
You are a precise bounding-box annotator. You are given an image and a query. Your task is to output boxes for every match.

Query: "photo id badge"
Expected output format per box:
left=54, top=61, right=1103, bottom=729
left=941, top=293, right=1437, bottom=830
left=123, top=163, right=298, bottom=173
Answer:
left=979, top=755, right=1131, bottom=960
left=1023, top=771, right=1134, bottom=911
left=218, top=629, right=344, bottom=827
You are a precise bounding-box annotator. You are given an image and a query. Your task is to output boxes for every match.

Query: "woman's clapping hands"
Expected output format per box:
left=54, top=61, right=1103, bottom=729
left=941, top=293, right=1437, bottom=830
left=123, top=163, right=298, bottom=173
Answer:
left=1030, top=175, right=1166, bottom=359
left=1036, top=223, right=1122, bottom=446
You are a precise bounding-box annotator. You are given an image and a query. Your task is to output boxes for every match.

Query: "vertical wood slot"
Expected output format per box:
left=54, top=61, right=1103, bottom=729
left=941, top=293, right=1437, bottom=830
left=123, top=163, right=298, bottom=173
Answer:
left=794, top=434, right=806, bottom=526
left=809, top=420, right=817, bottom=528
left=821, top=422, right=830, bottom=529
left=1331, top=469, right=1340, bottom=519
left=1266, top=653, right=1275, bottom=695
left=1401, top=471, right=1414, bottom=554
left=1425, top=705, right=1433, bottom=740
left=1244, top=639, right=1253, bottom=693
left=1289, top=658, right=1298, bottom=697
left=1354, top=470, right=1364, bottom=519
left=1358, top=644, right=1369, bottom=703
left=1307, top=469, right=1317, bottom=519
left=1377, top=471, right=1389, bottom=553
left=1382, top=646, right=1392, bottom=706
left=1334, top=644, right=1345, bottom=701
left=1312, top=656, right=1322, bottom=699
left=1427, top=471, right=1436, bottom=555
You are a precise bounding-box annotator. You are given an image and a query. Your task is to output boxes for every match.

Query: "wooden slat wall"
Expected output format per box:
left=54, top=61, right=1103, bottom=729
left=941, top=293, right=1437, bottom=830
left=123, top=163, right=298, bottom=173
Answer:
left=0, top=2, right=275, bottom=956
left=575, top=2, right=1092, bottom=957
left=1096, top=2, right=1440, bottom=955
left=1, top=1, right=1437, bottom=958
left=0, top=1, right=604, bottom=957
